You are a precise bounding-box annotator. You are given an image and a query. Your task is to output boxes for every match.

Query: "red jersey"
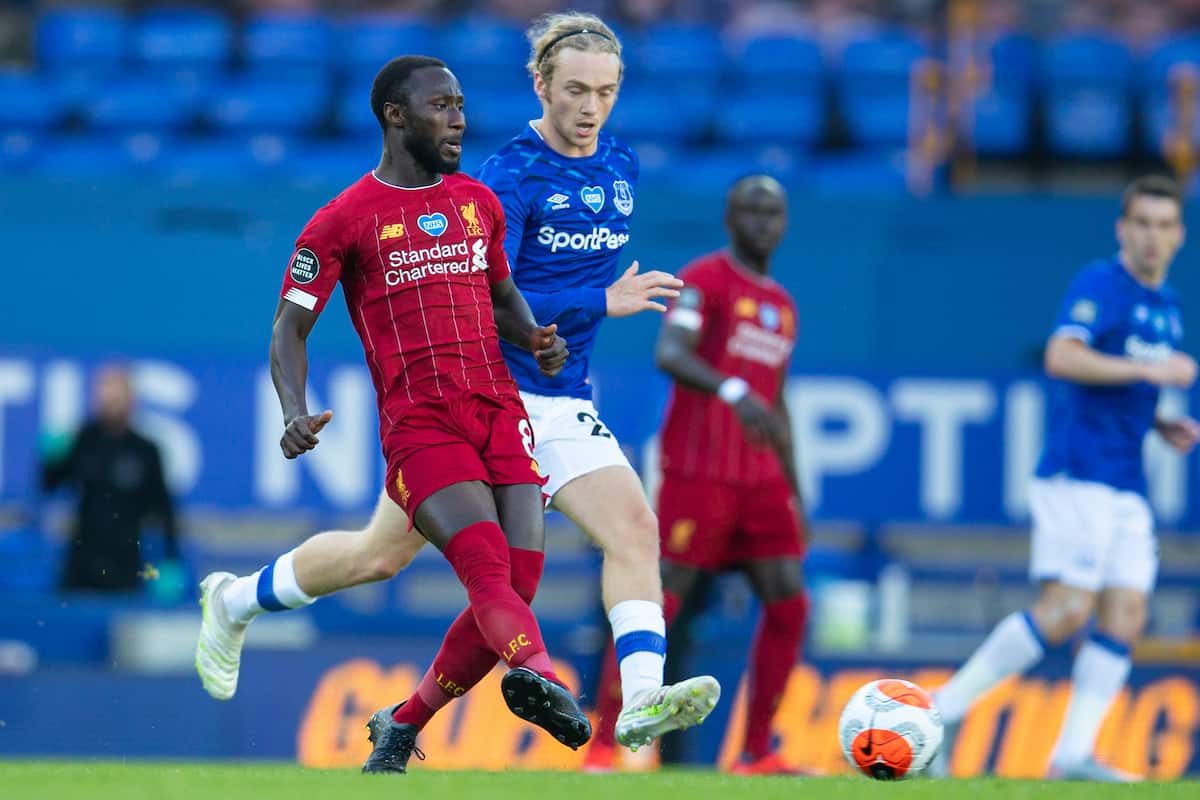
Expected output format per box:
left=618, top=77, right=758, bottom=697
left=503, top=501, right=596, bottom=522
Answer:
left=658, top=251, right=797, bottom=485
left=279, top=171, right=520, bottom=433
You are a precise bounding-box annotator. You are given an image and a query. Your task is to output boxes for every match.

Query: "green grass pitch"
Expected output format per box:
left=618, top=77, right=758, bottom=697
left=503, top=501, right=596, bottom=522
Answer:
left=1, top=763, right=1196, bottom=800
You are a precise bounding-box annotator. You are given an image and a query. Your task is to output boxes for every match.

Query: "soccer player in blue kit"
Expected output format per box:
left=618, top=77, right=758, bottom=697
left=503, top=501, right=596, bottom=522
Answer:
left=196, top=11, right=719, bottom=754
left=931, top=176, right=1200, bottom=781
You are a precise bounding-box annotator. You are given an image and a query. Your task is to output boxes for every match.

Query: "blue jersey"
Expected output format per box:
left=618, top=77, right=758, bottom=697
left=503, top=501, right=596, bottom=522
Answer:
left=1036, top=258, right=1184, bottom=494
left=476, top=124, right=638, bottom=399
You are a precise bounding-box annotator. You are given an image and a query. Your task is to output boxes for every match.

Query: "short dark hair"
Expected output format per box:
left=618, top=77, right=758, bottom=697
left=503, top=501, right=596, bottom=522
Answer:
left=1121, top=174, right=1184, bottom=217
left=370, top=55, right=447, bottom=131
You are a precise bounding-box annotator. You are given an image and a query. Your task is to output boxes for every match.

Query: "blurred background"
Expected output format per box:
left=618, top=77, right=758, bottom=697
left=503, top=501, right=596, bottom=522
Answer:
left=2, top=0, right=1200, bottom=779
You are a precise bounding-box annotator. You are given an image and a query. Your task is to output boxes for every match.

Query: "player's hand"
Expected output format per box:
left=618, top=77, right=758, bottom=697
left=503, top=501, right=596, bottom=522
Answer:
left=1144, top=352, right=1198, bottom=387
left=531, top=324, right=569, bottom=377
left=605, top=261, right=683, bottom=318
left=280, top=410, right=333, bottom=459
left=1157, top=416, right=1200, bottom=454
left=732, top=393, right=786, bottom=447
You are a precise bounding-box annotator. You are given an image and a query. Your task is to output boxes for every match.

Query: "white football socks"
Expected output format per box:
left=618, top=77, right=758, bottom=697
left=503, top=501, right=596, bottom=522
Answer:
left=935, top=610, right=1046, bottom=722
left=223, top=549, right=315, bottom=625
left=609, top=599, right=667, bottom=707
left=1050, top=633, right=1131, bottom=768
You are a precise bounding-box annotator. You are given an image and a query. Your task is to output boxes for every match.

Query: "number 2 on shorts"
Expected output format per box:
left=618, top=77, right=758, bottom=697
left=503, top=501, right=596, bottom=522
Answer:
left=576, top=411, right=613, bottom=439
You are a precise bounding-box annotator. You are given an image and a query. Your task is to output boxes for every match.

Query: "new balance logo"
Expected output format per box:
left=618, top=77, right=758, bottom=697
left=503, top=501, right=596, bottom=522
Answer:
left=379, top=223, right=405, bottom=240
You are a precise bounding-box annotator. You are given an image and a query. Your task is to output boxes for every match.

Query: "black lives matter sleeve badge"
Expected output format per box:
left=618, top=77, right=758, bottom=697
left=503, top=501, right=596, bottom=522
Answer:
left=290, top=248, right=320, bottom=284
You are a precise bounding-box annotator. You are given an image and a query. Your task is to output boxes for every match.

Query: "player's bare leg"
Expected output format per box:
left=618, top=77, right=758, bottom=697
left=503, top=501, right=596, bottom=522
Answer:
left=930, top=580, right=1095, bottom=776
left=1047, top=586, right=1145, bottom=781
left=727, top=557, right=812, bottom=776
left=554, top=466, right=720, bottom=751
left=196, top=488, right=423, bottom=700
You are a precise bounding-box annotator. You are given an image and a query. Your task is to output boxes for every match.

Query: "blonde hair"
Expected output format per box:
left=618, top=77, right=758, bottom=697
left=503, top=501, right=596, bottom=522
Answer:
left=526, top=12, right=622, bottom=86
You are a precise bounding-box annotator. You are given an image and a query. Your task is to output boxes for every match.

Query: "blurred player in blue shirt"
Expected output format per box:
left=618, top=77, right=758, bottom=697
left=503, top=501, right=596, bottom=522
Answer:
left=932, top=176, right=1200, bottom=781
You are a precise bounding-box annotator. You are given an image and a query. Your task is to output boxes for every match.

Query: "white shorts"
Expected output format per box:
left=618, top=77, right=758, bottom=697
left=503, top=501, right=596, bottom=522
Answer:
left=1028, top=476, right=1158, bottom=593
left=520, top=392, right=634, bottom=501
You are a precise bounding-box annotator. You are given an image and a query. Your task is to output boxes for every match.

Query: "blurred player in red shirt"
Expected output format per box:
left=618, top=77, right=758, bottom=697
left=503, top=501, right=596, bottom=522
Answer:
left=200, top=56, right=590, bottom=773
left=588, top=175, right=809, bottom=774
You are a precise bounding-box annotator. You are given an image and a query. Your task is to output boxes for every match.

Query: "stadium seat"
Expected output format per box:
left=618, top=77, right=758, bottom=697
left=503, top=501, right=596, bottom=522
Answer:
left=1042, top=34, right=1134, bottom=158
left=297, top=140, right=378, bottom=185
left=729, top=34, right=824, bottom=95
left=35, top=133, right=170, bottom=177
left=838, top=30, right=930, bottom=147
left=713, top=91, right=824, bottom=147
left=80, top=77, right=204, bottom=133
left=806, top=150, right=914, bottom=194
left=35, top=6, right=127, bottom=74
left=157, top=134, right=303, bottom=181
left=967, top=33, right=1036, bottom=156
left=607, top=85, right=716, bottom=144
left=336, top=88, right=381, bottom=138
left=131, top=8, right=232, bottom=83
left=0, top=131, right=40, bottom=172
left=0, top=70, right=68, bottom=130
left=441, top=15, right=529, bottom=92
left=243, top=12, right=333, bottom=80
left=461, top=90, right=539, bottom=140
left=626, top=23, right=725, bottom=84
left=205, top=76, right=330, bottom=135
left=1141, top=34, right=1200, bottom=156
left=336, top=15, right=438, bottom=79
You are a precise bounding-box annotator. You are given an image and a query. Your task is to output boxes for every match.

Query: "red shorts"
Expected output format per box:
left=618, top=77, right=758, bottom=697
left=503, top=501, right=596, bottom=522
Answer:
left=382, top=393, right=546, bottom=520
left=657, top=473, right=805, bottom=571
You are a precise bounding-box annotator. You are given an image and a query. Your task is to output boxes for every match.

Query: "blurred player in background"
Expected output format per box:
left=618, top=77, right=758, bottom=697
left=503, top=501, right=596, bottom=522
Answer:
left=587, top=175, right=810, bottom=775
left=475, top=11, right=719, bottom=750
left=931, top=175, right=1200, bottom=782
left=194, top=12, right=718, bottom=753
left=195, top=56, right=590, bottom=774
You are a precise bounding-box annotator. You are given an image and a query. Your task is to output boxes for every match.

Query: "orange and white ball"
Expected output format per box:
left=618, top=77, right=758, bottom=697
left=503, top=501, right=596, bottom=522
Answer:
left=837, top=678, right=944, bottom=780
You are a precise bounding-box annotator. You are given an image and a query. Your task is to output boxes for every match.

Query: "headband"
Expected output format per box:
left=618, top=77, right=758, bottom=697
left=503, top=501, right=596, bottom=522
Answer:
left=537, top=28, right=615, bottom=68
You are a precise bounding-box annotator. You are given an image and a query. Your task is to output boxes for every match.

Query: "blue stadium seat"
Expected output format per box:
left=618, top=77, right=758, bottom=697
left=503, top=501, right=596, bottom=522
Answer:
left=713, top=91, right=823, bottom=147
left=205, top=77, right=330, bottom=135
left=1042, top=34, right=1134, bottom=158
left=157, top=134, right=303, bottom=181
left=292, top=140, right=378, bottom=185
left=838, top=30, right=930, bottom=147
left=131, top=8, right=231, bottom=82
left=806, top=150, right=914, bottom=194
left=626, top=23, right=724, bottom=84
left=968, top=34, right=1036, bottom=156
left=608, top=86, right=715, bottom=144
left=730, top=34, right=823, bottom=95
left=462, top=90, right=539, bottom=140
left=0, top=70, right=68, bottom=130
left=36, top=133, right=170, bottom=177
left=243, top=13, right=333, bottom=79
left=80, top=77, right=203, bottom=133
left=1141, top=34, right=1200, bottom=156
left=336, top=15, right=438, bottom=79
left=35, top=6, right=127, bottom=74
left=0, top=131, right=41, bottom=172
left=336, top=89, right=381, bottom=138
left=441, top=15, right=529, bottom=92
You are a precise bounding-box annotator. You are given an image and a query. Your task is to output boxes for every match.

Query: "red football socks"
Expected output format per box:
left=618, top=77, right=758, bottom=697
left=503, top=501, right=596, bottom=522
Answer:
left=742, top=592, right=808, bottom=760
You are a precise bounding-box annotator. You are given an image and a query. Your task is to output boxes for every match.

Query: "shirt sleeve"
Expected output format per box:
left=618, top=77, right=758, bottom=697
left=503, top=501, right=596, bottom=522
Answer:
left=280, top=202, right=349, bottom=313
left=477, top=159, right=528, bottom=274
left=1051, top=267, right=1118, bottom=344
left=665, top=264, right=711, bottom=333
left=484, top=189, right=512, bottom=286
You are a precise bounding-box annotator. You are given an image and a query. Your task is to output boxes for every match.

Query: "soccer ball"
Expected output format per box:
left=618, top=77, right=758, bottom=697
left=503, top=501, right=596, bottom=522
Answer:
left=837, top=678, right=943, bottom=780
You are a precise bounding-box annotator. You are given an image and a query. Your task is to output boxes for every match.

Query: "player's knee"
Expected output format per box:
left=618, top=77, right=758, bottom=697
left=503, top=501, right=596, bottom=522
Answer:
left=623, top=504, right=660, bottom=562
left=1034, top=594, right=1094, bottom=643
left=363, top=549, right=412, bottom=582
left=1098, top=599, right=1147, bottom=641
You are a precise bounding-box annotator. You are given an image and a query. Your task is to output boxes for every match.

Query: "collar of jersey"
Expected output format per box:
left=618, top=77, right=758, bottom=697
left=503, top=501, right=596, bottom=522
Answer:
left=525, top=120, right=605, bottom=163
left=723, top=249, right=780, bottom=289
left=370, top=171, right=444, bottom=191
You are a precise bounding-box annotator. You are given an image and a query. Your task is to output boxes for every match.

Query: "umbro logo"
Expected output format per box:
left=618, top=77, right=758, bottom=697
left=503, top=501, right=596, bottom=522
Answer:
left=546, top=192, right=570, bottom=210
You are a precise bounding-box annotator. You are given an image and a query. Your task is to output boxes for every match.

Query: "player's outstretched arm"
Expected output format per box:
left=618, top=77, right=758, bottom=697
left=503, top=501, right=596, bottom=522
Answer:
left=655, top=299, right=781, bottom=446
left=490, top=277, right=569, bottom=376
left=270, top=299, right=333, bottom=459
left=1045, top=335, right=1198, bottom=387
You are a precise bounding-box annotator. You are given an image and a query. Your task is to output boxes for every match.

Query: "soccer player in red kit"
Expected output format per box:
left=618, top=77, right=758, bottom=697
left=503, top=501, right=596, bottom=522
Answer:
left=587, top=175, right=809, bottom=775
left=268, top=56, right=589, bottom=773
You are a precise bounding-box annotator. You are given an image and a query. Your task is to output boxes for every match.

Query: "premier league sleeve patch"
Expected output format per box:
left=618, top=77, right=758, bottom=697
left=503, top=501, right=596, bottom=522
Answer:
left=1069, top=298, right=1097, bottom=325
left=289, top=248, right=320, bottom=285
